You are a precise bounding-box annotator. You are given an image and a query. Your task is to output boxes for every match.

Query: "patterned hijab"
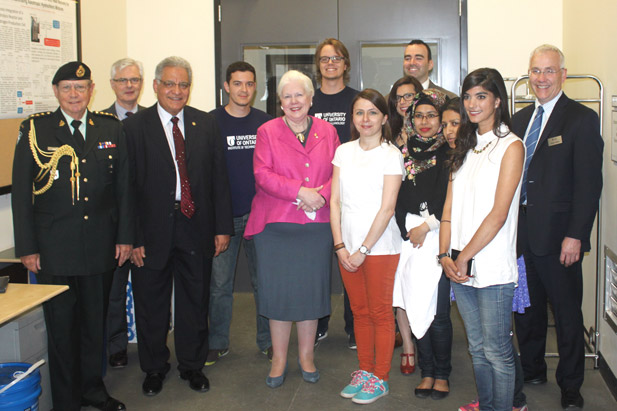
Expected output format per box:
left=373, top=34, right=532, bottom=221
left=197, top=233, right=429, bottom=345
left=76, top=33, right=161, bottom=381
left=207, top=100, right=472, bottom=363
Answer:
left=401, top=89, right=449, bottom=183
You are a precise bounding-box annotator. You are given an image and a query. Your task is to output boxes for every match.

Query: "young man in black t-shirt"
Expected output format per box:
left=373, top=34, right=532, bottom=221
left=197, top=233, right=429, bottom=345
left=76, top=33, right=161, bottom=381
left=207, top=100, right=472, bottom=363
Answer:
left=309, top=38, right=359, bottom=349
left=207, top=62, right=273, bottom=366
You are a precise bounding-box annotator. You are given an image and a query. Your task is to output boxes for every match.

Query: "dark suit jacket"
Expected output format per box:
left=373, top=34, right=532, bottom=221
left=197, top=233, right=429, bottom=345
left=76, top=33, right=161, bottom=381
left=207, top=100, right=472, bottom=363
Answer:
left=103, top=103, right=145, bottom=118
left=123, top=104, right=234, bottom=270
left=512, top=93, right=603, bottom=255
left=12, top=109, right=134, bottom=276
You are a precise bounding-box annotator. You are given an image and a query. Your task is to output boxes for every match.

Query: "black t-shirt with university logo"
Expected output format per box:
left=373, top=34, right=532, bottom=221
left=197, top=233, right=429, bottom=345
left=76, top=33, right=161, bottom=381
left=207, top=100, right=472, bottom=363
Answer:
left=309, top=86, right=359, bottom=144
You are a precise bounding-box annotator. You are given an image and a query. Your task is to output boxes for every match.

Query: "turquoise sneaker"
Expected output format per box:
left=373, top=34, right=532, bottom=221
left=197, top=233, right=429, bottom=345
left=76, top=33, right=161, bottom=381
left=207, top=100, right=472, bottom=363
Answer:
left=340, top=370, right=371, bottom=398
left=351, top=375, right=389, bottom=404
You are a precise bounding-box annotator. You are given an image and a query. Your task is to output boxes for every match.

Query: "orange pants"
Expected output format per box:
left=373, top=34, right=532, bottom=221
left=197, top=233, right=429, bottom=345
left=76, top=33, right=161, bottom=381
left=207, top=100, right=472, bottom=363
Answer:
left=340, top=254, right=399, bottom=381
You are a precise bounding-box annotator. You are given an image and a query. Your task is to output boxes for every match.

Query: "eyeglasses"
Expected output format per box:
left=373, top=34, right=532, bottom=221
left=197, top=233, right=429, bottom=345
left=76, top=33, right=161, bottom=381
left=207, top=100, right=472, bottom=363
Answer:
left=396, top=93, right=415, bottom=103
left=528, top=68, right=561, bottom=77
left=57, top=83, right=90, bottom=93
left=113, top=77, right=142, bottom=85
left=413, top=113, right=439, bottom=121
left=319, top=56, right=345, bottom=64
left=159, top=80, right=191, bottom=90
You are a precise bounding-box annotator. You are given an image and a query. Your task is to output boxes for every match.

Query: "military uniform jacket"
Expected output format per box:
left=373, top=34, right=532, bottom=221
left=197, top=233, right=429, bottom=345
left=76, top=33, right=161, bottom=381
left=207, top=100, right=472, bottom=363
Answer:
left=12, top=109, right=134, bottom=276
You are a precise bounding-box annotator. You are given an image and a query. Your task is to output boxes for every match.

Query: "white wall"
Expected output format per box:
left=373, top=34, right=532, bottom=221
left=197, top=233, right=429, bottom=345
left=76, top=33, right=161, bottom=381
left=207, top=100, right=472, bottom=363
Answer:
left=563, top=0, right=617, bottom=376
left=468, top=0, right=563, bottom=78
left=81, top=0, right=128, bottom=110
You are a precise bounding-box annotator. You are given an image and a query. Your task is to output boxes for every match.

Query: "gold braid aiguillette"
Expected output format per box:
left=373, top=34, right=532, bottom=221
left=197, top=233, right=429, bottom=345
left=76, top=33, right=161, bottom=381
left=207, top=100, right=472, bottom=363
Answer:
left=28, top=119, right=81, bottom=204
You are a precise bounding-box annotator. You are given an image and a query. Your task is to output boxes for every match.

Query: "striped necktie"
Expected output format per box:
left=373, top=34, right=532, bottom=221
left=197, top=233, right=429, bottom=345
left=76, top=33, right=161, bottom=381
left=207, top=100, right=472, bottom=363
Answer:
left=521, top=105, right=544, bottom=203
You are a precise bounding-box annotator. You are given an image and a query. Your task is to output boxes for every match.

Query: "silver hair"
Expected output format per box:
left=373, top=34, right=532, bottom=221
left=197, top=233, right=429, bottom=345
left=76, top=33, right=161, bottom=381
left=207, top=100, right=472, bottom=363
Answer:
left=530, top=44, right=565, bottom=69
left=110, top=58, right=144, bottom=79
left=155, top=56, right=192, bottom=84
left=277, top=70, right=314, bottom=98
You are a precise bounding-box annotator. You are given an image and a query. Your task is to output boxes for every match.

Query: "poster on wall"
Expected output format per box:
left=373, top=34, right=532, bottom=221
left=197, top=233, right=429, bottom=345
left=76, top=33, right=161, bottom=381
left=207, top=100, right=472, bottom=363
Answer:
left=0, top=0, right=79, bottom=120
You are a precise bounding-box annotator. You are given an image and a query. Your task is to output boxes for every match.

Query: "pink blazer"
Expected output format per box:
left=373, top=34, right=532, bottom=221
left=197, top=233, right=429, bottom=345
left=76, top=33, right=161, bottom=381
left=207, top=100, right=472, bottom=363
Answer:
left=245, top=116, right=340, bottom=238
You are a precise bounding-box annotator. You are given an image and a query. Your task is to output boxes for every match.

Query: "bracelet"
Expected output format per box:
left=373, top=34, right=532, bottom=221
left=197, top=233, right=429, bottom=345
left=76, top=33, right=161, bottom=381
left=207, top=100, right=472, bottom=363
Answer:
left=333, top=243, right=345, bottom=251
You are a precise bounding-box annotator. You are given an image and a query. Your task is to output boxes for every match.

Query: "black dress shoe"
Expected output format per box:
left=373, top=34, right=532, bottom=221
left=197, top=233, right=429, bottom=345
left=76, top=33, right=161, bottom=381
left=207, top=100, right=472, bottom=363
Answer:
left=524, top=374, right=548, bottom=385
left=431, top=389, right=449, bottom=400
left=142, top=372, right=165, bottom=396
left=561, top=388, right=584, bottom=410
left=109, top=350, right=128, bottom=368
left=414, top=388, right=432, bottom=399
left=180, top=369, right=210, bottom=392
left=83, top=397, right=126, bottom=411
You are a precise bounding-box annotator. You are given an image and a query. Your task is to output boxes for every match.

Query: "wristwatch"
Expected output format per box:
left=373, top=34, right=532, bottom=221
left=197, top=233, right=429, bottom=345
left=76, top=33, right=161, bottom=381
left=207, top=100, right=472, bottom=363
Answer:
left=436, top=252, right=450, bottom=264
left=359, top=245, right=371, bottom=255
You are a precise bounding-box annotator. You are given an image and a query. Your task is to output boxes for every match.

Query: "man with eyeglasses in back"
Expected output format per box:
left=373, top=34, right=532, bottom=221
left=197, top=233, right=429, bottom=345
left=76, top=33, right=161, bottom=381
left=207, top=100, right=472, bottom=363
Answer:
left=105, top=58, right=145, bottom=120
left=123, top=56, right=233, bottom=397
left=403, top=39, right=457, bottom=98
left=513, top=44, right=603, bottom=411
left=103, top=57, right=145, bottom=370
left=309, top=38, right=359, bottom=349
left=12, top=61, right=132, bottom=411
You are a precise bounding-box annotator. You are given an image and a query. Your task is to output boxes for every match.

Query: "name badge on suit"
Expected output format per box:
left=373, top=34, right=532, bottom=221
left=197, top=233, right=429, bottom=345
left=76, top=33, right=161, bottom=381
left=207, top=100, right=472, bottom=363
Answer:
left=547, top=135, right=562, bottom=146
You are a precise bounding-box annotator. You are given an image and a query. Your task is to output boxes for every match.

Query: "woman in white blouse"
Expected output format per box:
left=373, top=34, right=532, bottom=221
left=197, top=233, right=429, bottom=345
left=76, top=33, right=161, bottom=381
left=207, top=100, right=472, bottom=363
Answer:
left=330, top=89, right=404, bottom=404
left=439, top=68, right=524, bottom=411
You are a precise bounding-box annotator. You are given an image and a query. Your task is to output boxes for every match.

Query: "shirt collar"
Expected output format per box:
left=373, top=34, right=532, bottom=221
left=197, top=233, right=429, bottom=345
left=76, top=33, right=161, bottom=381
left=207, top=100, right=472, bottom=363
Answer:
left=115, top=102, right=139, bottom=120
left=535, top=90, right=562, bottom=119
left=476, top=124, right=508, bottom=146
left=157, top=103, right=184, bottom=125
left=60, top=108, right=87, bottom=125
left=60, top=108, right=88, bottom=138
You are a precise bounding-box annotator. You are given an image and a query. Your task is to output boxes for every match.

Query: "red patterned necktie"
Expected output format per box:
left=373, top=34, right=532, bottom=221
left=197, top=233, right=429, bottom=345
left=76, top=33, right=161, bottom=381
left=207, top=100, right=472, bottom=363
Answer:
left=171, top=117, right=195, bottom=218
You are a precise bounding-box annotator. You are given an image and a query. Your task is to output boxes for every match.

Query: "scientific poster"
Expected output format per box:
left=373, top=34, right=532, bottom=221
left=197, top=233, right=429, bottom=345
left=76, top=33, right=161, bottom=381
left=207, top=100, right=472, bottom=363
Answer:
left=0, top=0, right=78, bottom=120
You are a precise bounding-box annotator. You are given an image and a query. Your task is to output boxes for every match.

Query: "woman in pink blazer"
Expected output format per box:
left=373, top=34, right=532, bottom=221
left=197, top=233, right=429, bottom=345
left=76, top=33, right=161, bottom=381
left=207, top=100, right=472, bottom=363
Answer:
left=245, top=70, right=340, bottom=388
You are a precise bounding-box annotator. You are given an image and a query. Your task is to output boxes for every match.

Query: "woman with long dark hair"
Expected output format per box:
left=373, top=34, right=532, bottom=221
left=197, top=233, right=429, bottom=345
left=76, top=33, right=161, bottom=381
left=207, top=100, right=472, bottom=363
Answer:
left=439, top=68, right=524, bottom=411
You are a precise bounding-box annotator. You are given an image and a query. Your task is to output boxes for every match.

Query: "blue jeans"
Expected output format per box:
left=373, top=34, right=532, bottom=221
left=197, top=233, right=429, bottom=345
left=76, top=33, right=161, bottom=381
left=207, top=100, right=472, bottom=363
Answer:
left=208, top=213, right=271, bottom=351
left=416, top=272, right=453, bottom=380
left=453, top=282, right=515, bottom=411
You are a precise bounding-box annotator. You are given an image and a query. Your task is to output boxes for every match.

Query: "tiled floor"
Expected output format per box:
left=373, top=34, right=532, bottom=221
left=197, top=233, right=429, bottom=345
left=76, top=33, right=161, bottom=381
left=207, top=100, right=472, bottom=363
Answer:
left=102, top=293, right=616, bottom=410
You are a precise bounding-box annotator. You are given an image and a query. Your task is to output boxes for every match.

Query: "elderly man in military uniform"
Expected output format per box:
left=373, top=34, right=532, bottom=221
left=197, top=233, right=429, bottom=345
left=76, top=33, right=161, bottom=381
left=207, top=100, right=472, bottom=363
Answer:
left=12, top=61, right=133, bottom=411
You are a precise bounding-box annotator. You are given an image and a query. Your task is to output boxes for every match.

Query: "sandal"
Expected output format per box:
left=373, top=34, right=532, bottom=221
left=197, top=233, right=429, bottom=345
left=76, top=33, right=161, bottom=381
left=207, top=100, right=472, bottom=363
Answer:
left=400, top=352, right=415, bottom=375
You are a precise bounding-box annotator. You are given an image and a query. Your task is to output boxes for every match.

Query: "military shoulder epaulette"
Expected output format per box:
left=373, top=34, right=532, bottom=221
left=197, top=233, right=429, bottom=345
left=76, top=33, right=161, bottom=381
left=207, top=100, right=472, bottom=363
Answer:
left=28, top=111, right=53, bottom=119
left=92, top=110, right=120, bottom=120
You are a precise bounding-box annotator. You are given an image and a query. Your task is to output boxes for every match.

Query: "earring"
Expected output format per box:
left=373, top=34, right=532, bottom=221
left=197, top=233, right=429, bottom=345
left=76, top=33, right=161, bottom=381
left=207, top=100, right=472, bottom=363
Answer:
left=281, top=106, right=284, bottom=111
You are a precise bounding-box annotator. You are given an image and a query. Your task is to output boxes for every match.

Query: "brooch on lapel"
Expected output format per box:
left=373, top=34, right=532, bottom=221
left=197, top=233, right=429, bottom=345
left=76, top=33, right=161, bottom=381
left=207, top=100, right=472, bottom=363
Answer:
left=89, top=118, right=94, bottom=126
left=59, top=120, right=65, bottom=127
left=97, top=141, right=116, bottom=149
